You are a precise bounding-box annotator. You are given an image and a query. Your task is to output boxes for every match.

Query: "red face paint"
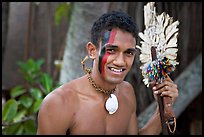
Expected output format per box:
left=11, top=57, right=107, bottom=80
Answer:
left=98, top=29, right=117, bottom=76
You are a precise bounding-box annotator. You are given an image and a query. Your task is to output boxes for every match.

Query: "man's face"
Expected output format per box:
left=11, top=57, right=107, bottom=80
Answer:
left=97, top=28, right=136, bottom=84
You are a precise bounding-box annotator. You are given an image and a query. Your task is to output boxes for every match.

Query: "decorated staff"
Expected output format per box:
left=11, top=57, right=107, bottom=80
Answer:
left=136, top=2, right=179, bottom=135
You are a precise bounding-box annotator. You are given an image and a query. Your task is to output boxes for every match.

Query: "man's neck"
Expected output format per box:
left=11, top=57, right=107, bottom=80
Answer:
left=89, top=68, right=117, bottom=94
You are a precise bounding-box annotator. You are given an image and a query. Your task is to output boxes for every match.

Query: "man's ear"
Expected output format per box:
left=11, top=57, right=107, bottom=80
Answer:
left=86, top=42, right=97, bottom=59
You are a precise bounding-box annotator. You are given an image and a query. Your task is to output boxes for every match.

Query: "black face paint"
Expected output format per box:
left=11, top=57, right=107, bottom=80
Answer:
left=98, top=29, right=117, bottom=75
left=98, top=31, right=111, bottom=74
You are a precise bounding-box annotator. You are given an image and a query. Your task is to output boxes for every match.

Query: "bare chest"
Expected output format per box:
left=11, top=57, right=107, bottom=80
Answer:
left=69, top=96, right=133, bottom=135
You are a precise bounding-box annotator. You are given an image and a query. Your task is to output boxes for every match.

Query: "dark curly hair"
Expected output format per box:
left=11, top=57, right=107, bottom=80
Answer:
left=91, top=10, right=138, bottom=48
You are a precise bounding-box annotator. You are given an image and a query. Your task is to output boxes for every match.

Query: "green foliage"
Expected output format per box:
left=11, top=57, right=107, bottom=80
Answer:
left=2, top=58, right=61, bottom=135
left=16, top=59, right=44, bottom=84
left=54, top=2, right=72, bottom=26
left=2, top=99, right=18, bottom=122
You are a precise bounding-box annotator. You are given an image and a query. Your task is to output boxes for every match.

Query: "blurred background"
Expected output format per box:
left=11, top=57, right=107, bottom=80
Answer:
left=2, top=2, right=202, bottom=135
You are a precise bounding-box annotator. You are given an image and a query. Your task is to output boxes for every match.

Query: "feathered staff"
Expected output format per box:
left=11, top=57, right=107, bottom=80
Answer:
left=136, top=2, right=179, bottom=134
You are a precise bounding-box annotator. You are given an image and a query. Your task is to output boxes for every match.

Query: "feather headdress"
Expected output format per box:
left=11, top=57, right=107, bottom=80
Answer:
left=136, top=2, right=179, bottom=87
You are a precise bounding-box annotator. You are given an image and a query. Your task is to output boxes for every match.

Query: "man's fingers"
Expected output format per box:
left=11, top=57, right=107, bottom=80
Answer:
left=152, top=79, right=177, bottom=91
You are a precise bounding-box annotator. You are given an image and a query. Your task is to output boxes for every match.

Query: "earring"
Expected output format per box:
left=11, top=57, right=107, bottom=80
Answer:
left=81, top=55, right=92, bottom=74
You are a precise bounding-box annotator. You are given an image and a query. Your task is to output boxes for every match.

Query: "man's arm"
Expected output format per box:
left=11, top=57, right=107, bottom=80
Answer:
left=127, top=111, right=139, bottom=135
left=127, top=103, right=162, bottom=135
left=138, top=106, right=162, bottom=135
left=37, top=89, right=74, bottom=135
left=125, top=82, right=139, bottom=135
left=138, top=76, right=178, bottom=135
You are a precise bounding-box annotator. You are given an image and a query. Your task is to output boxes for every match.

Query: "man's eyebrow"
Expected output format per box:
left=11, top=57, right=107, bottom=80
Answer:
left=126, top=48, right=136, bottom=52
left=105, top=44, right=118, bottom=48
left=105, top=44, right=136, bottom=52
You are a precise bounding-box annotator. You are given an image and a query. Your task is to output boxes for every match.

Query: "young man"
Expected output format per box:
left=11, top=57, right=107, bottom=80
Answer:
left=37, top=11, right=179, bottom=135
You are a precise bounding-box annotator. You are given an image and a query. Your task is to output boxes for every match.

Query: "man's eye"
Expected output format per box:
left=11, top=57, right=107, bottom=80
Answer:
left=125, top=51, right=135, bottom=56
left=106, top=49, right=115, bottom=53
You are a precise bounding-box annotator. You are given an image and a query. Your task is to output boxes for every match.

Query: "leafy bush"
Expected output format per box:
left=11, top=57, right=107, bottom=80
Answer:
left=2, top=59, right=61, bottom=135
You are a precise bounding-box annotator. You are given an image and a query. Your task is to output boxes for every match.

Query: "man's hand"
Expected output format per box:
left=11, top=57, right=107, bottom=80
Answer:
left=150, top=75, right=179, bottom=104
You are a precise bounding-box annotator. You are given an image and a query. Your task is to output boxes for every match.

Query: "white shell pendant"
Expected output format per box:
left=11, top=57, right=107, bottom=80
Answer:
left=105, top=94, right=118, bottom=114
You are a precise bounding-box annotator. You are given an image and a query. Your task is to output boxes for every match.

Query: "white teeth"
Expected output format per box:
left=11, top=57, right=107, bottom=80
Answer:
left=110, top=68, right=123, bottom=73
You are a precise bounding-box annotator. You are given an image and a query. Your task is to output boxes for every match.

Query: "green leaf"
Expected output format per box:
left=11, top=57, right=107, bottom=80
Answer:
left=13, top=110, right=27, bottom=123
left=54, top=3, right=71, bottom=26
left=10, top=86, right=26, bottom=98
left=30, top=88, right=42, bottom=100
left=17, top=59, right=44, bottom=83
left=41, top=73, right=53, bottom=94
left=2, top=123, right=22, bottom=135
left=36, top=59, right=44, bottom=68
left=33, top=99, right=43, bottom=113
left=19, top=96, right=33, bottom=108
left=2, top=99, right=18, bottom=122
left=23, top=120, right=36, bottom=135
left=27, top=59, right=36, bottom=70
left=17, top=60, right=33, bottom=83
left=15, top=125, right=24, bottom=135
left=16, top=61, right=29, bottom=71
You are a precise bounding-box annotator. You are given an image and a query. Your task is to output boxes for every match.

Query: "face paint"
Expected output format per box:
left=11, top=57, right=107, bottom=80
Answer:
left=98, top=29, right=117, bottom=76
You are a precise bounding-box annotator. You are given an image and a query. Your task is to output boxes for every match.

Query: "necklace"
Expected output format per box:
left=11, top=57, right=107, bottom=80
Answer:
left=87, top=74, right=116, bottom=95
left=87, top=73, right=118, bottom=114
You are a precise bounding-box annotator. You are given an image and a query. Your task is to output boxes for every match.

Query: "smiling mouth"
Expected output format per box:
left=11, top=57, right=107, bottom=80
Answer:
left=109, top=67, right=126, bottom=73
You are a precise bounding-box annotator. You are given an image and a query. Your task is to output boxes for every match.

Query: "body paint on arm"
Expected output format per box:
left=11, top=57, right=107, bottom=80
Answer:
left=98, top=29, right=117, bottom=76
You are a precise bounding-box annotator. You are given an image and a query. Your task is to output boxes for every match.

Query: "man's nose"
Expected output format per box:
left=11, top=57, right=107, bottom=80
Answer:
left=113, top=53, right=126, bottom=66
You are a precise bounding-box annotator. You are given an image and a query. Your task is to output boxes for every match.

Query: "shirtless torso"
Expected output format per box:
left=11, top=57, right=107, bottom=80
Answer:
left=37, top=75, right=138, bottom=135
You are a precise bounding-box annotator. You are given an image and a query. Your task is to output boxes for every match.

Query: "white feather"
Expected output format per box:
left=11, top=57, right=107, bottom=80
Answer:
left=139, top=32, right=152, bottom=44
left=167, top=33, right=178, bottom=48
left=138, top=2, right=179, bottom=86
left=140, top=54, right=152, bottom=63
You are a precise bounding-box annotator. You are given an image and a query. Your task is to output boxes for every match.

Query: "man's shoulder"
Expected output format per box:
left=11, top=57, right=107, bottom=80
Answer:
left=118, top=81, right=136, bottom=110
left=58, top=75, right=87, bottom=96
left=119, top=81, right=135, bottom=97
left=120, top=81, right=134, bottom=90
left=40, top=77, right=84, bottom=109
